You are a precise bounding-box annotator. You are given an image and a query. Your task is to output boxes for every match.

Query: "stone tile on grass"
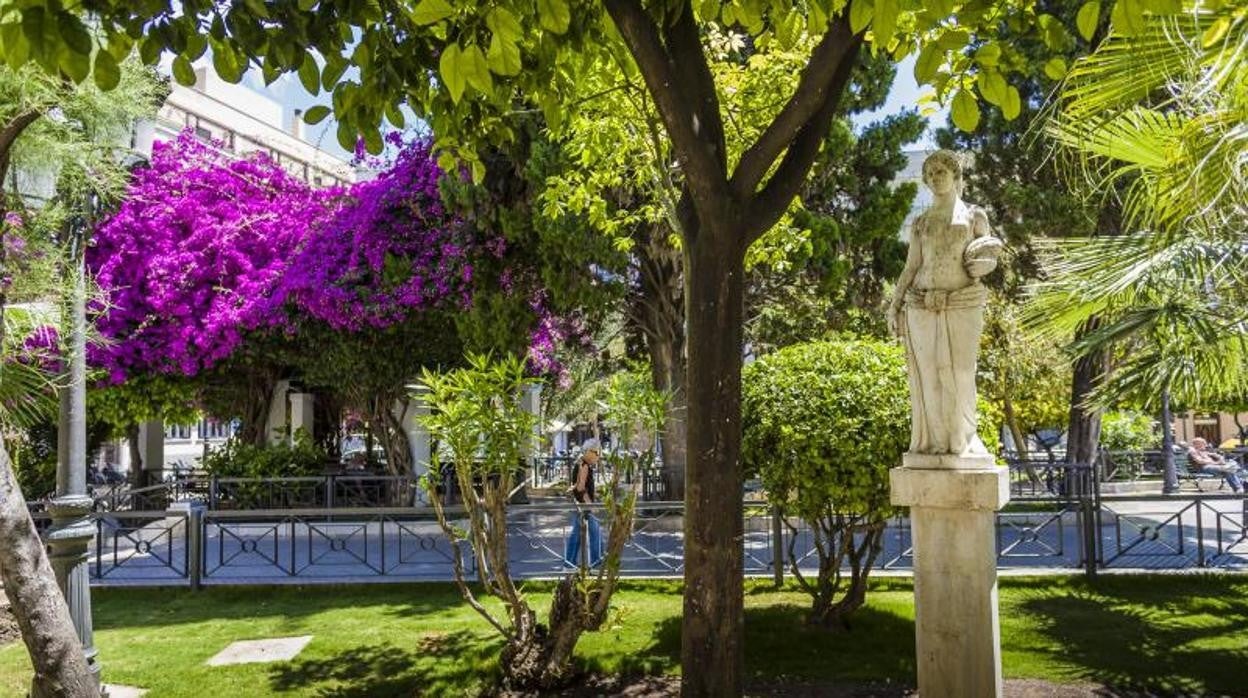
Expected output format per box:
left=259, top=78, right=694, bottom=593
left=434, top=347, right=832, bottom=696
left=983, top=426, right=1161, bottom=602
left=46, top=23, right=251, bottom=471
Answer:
left=103, top=685, right=148, bottom=698
left=205, top=636, right=313, bottom=666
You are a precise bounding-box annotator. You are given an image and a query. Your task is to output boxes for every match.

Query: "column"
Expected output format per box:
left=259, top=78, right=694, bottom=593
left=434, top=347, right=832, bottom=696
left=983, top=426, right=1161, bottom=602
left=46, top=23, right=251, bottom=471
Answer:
left=265, top=379, right=290, bottom=446
left=289, top=392, right=315, bottom=444
left=137, top=420, right=165, bottom=485
left=45, top=232, right=101, bottom=691
left=395, top=396, right=430, bottom=478
left=890, top=453, right=1009, bottom=697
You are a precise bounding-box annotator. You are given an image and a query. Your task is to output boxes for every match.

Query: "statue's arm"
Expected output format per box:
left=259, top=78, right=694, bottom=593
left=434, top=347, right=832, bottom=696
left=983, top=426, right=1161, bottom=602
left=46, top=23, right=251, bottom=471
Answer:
left=889, top=226, right=922, bottom=337
left=971, top=206, right=993, bottom=239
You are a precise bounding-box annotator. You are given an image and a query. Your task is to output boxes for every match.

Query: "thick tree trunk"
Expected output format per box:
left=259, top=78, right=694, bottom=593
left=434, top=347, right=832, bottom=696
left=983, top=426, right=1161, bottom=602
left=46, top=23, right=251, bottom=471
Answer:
left=0, top=436, right=96, bottom=697
left=237, top=373, right=277, bottom=447
left=636, top=228, right=687, bottom=500
left=681, top=235, right=745, bottom=697
left=1066, top=321, right=1107, bottom=468
left=1, top=116, right=97, bottom=696
left=377, top=398, right=413, bottom=477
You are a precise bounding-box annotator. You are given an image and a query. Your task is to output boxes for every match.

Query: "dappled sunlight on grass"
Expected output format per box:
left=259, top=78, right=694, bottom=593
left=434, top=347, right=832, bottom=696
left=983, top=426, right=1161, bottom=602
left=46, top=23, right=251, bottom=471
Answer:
left=1000, top=575, right=1248, bottom=695
left=0, top=576, right=1244, bottom=696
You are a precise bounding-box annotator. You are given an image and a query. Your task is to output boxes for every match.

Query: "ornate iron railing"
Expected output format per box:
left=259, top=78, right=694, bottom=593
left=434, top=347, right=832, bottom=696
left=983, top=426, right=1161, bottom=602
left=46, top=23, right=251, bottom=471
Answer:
left=21, top=481, right=1244, bottom=589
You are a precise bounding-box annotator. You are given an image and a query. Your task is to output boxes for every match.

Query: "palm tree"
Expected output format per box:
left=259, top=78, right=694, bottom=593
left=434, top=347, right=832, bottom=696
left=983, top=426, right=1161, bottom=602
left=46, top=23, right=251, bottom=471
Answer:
left=1028, top=3, right=1248, bottom=491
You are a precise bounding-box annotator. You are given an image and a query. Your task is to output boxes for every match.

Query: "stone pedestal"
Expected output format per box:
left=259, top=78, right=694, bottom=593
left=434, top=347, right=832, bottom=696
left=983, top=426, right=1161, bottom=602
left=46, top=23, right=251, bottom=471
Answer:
left=890, top=455, right=1010, bottom=698
left=44, top=494, right=101, bottom=689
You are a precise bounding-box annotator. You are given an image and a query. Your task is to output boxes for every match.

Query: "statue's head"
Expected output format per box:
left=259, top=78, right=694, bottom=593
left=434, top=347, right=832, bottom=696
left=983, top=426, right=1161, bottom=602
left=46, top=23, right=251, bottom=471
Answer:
left=922, top=149, right=965, bottom=197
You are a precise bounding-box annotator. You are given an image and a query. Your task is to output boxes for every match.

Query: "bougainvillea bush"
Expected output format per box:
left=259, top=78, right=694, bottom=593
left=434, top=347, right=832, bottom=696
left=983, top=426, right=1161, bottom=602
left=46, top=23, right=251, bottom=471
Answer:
left=279, top=137, right=488, bottom=331
left=90, top=132, right=513, bottom=381
left=87, top=129, right=570, bottom=452
left=87, top=131, right=337, bottom=381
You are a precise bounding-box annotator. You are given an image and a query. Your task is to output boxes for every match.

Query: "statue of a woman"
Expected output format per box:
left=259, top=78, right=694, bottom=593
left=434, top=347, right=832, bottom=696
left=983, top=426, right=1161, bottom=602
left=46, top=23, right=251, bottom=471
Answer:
left=889, top=150, right=1002, bottom=458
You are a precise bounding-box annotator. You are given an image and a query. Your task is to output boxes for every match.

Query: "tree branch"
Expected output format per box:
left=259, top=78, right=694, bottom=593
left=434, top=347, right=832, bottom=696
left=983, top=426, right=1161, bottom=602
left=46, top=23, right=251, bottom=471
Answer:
left=730, top=19, right=857, bottom=200
left=742, top=36, right=863, bottom=243
left=604, top=0, right=732, bottom=216
left=0, top=111, right=44, bottom=190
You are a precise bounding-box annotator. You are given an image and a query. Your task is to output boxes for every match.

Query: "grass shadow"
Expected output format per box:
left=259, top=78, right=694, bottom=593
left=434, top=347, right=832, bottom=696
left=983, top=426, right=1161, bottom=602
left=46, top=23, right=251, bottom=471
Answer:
left=1013, top=575, right=1248, bottom=695
left=92, top=584, right=465, bottom=632
left=267, top=633, right=499, bottom=697
left=591, top=599, right=917, bottom=686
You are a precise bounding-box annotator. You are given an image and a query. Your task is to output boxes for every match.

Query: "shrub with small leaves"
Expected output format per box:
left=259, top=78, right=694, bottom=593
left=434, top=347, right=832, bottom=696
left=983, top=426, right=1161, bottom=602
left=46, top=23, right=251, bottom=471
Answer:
left=742, top=339, right=908, bottom=627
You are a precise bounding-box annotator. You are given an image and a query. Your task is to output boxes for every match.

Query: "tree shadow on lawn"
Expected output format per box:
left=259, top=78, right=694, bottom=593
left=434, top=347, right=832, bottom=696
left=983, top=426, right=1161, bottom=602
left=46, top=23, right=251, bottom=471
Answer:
left=92, top=584, right=466, bottom=632
left=267, top=633, right=500, bottom=697
left=590, top=602, right=916, bottom=686
left=1014, top=576, right=1248, bottom=696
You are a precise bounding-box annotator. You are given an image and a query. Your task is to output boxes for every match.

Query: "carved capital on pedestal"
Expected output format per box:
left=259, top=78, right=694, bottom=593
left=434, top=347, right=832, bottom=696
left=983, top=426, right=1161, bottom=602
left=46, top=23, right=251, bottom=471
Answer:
left=44, top=494, right=96, bottom=547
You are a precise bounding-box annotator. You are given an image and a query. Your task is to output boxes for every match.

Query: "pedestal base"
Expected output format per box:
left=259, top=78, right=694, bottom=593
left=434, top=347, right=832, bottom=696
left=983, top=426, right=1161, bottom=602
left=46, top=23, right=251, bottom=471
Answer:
left=45, top=494, right=102, bottom=690
left=890, top=457, right=1010, bottom=698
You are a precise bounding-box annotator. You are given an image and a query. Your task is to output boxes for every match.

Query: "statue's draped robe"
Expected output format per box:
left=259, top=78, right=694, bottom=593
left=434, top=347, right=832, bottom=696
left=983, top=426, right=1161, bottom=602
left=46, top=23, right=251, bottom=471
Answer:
left=902, top=201, right=990, bottom=456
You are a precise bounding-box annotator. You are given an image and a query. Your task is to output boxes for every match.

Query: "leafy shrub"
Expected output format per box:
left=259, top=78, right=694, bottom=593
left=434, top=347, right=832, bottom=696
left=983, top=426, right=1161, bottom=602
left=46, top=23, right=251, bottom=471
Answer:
left=201, top=429, right=327, bottom=478
left=1100, top=410, right=1157, bottom=478
left=9, top=424, right=57, bottom=500
left=1101, top=410, right=1157, bottom=452
left=743, top=339, right=907, bottom=626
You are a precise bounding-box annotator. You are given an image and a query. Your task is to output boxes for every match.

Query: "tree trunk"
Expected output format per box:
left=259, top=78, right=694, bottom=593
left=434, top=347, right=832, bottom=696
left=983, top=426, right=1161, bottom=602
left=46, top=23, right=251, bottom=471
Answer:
left=635, top=225, right=688, bottom=500
left=378, top=399, right=413, bottom=477
left=1066, top=320, right=1107, bottom=468
left=0, top=439, right=97, bottom=697
left=0, top=114, right=97, bottom=697
left=126, top=424, right=142, bottom=485
left=681, top=234, right=745, bottom=697
left=237, top=372, right=277, bottom=447
left=1160, top=387, right=1178, bottom=493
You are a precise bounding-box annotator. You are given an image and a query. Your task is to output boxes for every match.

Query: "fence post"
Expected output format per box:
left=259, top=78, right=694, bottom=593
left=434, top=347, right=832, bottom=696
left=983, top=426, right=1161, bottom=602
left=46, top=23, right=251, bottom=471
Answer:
left=1080, top=466, right=1098, bottom=580
left=188, top=507, right=203, bottom=591
left=326, top=475, right=335, bottom=509
left=209, top=475, right=218, bottom=510
left=1195, top=499, right=1206, bottom=568
left=771, top=506, right=784, bottom=587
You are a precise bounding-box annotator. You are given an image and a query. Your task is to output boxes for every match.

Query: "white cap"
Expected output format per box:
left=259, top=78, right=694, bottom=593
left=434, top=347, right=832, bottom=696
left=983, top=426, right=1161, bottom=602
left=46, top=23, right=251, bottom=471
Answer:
left=581, top=438, right=601, bottom=453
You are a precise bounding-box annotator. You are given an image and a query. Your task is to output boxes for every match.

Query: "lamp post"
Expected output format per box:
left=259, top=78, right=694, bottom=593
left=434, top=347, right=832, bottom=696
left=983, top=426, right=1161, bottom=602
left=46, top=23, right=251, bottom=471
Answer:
left=45, top=193, right=102, bottom=692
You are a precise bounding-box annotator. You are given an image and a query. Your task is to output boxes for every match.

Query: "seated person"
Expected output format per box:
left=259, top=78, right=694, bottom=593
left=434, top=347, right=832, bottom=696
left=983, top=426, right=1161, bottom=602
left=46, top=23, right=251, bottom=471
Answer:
left=1187, top=437, right=1244, bottom=493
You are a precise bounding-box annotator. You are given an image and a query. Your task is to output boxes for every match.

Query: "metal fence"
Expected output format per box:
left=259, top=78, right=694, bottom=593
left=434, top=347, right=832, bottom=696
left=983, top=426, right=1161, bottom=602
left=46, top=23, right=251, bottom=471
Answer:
left=28, top=462, right=1248, bottom=588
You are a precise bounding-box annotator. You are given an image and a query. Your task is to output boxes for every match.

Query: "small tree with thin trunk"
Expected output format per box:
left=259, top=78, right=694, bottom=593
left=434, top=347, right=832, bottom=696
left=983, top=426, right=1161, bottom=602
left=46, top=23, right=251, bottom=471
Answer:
left=418, top=355, right=657, bottom=689
left=742, top=340, right=906, bottom=627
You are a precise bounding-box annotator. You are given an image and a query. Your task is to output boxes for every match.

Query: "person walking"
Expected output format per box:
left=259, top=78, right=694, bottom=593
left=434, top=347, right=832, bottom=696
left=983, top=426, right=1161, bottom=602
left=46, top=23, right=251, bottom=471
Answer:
left=564, top=438, right=604, bottom=568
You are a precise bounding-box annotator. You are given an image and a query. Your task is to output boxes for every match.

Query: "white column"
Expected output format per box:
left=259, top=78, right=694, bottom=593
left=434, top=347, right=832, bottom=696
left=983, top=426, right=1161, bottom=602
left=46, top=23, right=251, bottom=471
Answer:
left=265, top=379, right=290, bottom=446
left=137, top=419, right=165, bottom=484
left=289, top=392, right=315, bottom=443
left=890, top=454, right=1009, bottom=698
left=520, top=383, right=542, bottom=459
left=396, top=396, right=431, bottom=478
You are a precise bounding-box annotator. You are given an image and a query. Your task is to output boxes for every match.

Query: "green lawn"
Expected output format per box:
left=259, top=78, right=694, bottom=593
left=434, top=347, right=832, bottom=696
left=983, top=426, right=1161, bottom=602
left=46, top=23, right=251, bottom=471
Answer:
left=1, top=575, right=1245, bottom=696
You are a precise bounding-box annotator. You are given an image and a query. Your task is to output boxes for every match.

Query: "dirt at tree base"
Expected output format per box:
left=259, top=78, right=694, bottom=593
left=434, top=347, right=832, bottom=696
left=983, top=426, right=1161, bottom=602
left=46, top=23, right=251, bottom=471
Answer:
left=0, top=589, right=19, bottom=647
left=500, top=675, right=1180, bottom=697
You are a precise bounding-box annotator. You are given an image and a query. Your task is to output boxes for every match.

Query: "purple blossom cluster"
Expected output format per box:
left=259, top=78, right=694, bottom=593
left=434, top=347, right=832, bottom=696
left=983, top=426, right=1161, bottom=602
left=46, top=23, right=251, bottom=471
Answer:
left=88, top=132, right=337, bottom=381
left=525, top=291, right=593, bottom=387
left=279, top=139, right=483, bottom=330
left=19, top=324, right=62, bottom=374
left=88, top=131, right=511, bottom=383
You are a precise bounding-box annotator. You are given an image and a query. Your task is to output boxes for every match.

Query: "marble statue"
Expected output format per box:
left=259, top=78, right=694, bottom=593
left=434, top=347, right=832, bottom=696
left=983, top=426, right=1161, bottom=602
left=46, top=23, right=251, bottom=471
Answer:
left=889, top=150, right=1002, bottom=457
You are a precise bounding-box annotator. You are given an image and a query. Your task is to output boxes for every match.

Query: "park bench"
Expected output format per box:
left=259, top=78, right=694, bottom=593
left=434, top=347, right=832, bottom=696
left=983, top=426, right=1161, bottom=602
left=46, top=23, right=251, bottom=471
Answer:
left=1174, top=452, right=1226, bottom=492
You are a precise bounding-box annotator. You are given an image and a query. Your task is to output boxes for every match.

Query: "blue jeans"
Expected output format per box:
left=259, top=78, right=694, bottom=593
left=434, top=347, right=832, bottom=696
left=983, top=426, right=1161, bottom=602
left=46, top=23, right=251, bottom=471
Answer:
left=1201, top=459, right=1243, bottom=492
left=564, top=511, right=603, bottom=568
